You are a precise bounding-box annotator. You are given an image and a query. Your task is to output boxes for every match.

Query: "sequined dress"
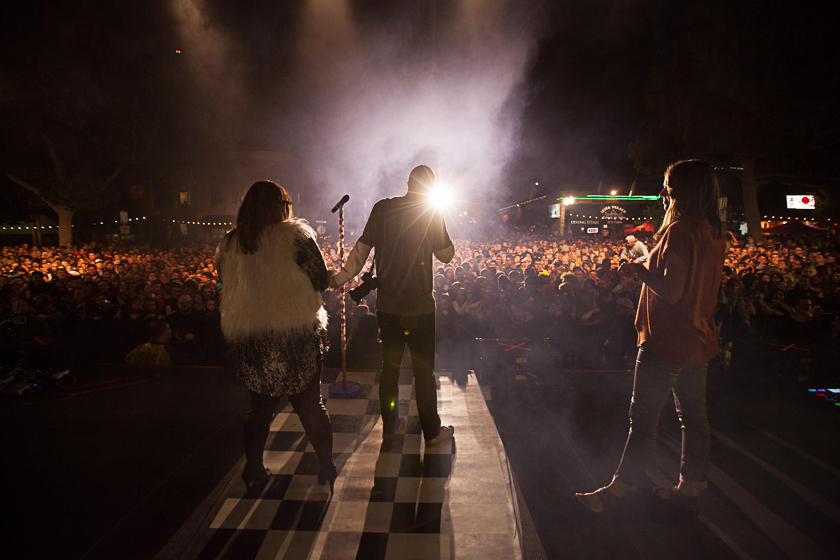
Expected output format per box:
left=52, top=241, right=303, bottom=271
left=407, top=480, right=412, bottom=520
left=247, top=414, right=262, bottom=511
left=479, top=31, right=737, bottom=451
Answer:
left=234, top=324, right=329, bottom=396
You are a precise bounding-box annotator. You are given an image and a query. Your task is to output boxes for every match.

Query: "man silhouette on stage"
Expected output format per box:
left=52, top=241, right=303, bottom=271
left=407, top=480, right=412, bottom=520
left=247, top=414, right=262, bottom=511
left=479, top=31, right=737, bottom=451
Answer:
left=330, top=165, right=455, bottom=446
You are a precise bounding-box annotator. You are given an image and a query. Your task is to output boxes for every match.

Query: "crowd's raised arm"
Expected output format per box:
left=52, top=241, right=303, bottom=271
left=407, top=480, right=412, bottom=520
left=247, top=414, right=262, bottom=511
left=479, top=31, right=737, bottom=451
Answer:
left=2, top=226, right=839, bottom=379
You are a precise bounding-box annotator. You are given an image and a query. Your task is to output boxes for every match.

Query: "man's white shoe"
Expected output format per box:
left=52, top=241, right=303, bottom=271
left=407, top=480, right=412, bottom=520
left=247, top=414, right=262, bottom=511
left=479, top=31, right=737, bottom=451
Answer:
left=425, top=425, right=454, bottom=447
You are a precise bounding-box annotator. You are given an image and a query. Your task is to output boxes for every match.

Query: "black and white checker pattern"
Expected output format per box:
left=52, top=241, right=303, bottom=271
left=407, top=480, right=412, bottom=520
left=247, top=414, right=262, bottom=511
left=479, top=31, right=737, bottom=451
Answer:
left=184, top=369, right=520, bottom=560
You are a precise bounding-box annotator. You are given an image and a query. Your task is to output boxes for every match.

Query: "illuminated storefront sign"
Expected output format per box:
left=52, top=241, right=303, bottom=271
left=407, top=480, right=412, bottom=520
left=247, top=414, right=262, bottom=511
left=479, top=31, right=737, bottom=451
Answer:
left=599, top=205, right=628, bottom=220
left=786, top=195, right=815, bottom=209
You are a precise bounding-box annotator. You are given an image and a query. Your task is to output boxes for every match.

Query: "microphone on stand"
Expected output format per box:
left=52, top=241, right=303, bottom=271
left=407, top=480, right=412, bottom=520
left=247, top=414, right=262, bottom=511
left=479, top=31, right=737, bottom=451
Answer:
left=331, top=195, right=350, bottom=213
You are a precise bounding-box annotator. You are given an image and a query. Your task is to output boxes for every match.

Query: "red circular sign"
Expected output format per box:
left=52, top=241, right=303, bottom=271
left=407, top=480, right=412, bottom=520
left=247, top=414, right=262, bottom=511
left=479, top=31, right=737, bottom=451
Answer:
left=802, top=196, right=811, bottom=204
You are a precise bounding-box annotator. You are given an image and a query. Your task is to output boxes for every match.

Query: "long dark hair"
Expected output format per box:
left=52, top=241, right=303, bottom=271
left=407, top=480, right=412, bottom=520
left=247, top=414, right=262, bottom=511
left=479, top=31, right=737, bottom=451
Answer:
left=655, top=160, right=724, bottom=240
left=230, top=181, right=293, bottom=254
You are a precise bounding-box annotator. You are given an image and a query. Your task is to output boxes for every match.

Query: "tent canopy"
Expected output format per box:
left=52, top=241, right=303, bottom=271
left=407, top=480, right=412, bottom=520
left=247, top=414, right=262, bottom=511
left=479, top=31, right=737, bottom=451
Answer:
left=761, top=220, right=822, bottom=235
left=624, top=222, right=655, bottom=233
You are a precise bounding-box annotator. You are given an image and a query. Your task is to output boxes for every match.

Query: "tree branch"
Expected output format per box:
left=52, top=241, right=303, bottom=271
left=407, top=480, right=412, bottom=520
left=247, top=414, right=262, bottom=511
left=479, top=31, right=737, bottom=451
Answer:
left=3, top=173, right=55, bottom=209
left=755, top=135, right=840, bottom=161
left=104, top=165, right=126, bottom=186
left=756, top=173, right=840, bottom=184
left=43, top=135, right=65, bottom=182
left=756, top=178, right=833, bottom=190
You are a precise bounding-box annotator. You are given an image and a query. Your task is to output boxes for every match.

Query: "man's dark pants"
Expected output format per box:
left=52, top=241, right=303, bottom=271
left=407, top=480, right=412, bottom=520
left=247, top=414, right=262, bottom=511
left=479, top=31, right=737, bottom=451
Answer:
left=377, top=312, right=442, bottom=441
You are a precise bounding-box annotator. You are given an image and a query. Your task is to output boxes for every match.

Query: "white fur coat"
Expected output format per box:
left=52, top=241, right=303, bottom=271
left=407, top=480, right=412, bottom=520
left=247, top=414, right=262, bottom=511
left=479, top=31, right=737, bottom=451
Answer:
left=217, top=220, right=328, bottom=340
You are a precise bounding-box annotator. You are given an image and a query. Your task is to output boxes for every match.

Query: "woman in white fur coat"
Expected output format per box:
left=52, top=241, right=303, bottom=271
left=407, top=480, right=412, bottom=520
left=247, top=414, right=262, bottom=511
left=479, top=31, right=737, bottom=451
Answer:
left=217, top=181, right=336, bottom=492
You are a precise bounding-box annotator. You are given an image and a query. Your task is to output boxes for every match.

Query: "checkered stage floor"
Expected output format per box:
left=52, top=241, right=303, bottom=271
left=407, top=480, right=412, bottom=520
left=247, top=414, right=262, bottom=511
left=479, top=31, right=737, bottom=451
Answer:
left=156, top=370, right=523, bottom=560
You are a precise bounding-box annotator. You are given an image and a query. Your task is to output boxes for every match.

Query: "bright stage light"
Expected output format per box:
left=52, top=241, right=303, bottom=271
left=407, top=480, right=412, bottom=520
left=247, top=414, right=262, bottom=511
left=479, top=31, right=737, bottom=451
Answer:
left=563, top=196, right=575, bottom=205
left=429, top=187, right=452, bottom=209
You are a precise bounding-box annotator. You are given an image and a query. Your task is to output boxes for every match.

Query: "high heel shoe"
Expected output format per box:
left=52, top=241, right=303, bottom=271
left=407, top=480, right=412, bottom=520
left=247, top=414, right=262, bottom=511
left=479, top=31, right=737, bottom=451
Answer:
left=317, top=464, right=337, bottom=492
left=242, top=466, right=271, bottom=493
left=575, top=486, right=625, bottom=515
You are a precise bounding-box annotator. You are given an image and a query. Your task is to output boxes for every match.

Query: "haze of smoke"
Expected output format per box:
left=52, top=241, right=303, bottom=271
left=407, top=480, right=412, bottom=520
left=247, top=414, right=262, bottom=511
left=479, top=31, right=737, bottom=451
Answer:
left=170, top=0, right=247, bottom=142
left=172, top=0, right=542, bottom=225
left=288, top=0, right=540, bottom=218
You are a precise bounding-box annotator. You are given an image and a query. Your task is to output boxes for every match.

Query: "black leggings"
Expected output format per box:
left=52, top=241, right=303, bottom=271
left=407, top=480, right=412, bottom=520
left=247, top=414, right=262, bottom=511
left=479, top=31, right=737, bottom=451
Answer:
left=243, top=377, right=334, bottom=474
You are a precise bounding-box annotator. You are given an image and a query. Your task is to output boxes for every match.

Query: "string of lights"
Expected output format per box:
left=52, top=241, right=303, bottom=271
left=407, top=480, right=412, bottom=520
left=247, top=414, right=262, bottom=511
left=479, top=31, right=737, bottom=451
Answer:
left=498, top=195, right=546, bottom=211
left=168, top=220, right=234, bottom=226
left=568, top=215, right=657, bottom=220
left=1, top=216, right=236, bottom=230
left=0, top=225, right=74, bottom=230
left=521, top=211, right=833, bottom=222
left=1, top=215, right=835, bottom=231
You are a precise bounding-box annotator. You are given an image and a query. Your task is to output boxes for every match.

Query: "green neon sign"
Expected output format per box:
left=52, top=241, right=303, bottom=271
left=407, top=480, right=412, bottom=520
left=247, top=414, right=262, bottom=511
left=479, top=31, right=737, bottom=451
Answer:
left=583, top=195, right=661, bottom=200
left=557, top=195, right=660, bottom=202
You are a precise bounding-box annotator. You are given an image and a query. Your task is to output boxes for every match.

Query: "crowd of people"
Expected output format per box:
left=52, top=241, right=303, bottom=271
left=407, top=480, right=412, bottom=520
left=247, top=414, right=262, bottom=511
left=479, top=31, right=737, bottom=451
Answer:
left=431, top=230, right=840, bottom=380
left=1, top=225, right=839, bottom=382
left=0, top=241, right=224, bottom=370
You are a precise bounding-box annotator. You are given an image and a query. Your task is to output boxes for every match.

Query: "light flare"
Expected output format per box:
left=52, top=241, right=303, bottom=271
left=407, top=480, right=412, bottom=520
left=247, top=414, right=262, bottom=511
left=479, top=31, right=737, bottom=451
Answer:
left=429, top=187, right=453, bottom=209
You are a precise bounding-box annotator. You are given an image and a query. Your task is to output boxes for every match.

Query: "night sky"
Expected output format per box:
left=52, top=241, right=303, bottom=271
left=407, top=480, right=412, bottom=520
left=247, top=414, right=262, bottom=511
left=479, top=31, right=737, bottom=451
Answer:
left=1, top=0, right=837, bottom=211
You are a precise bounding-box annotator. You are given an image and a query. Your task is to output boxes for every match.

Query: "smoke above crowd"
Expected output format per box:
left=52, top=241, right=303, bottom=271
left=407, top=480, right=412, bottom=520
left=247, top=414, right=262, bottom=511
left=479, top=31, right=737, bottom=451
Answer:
left=170, top=0, right=542, bottom=217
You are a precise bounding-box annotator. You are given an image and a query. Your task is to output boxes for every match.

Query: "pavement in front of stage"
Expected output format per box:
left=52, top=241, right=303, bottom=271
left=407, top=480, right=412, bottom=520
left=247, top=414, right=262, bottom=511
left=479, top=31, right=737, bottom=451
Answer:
left=3, top=363, right=839, bottom=560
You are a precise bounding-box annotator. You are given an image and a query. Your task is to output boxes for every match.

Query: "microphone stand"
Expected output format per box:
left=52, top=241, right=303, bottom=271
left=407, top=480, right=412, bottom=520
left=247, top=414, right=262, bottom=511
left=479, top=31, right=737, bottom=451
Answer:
left=329, top=196, right=361, bottom=399
left=339, top=205, right=347, bottom=388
